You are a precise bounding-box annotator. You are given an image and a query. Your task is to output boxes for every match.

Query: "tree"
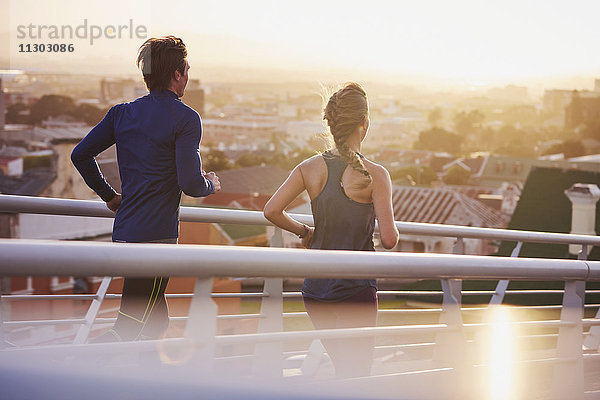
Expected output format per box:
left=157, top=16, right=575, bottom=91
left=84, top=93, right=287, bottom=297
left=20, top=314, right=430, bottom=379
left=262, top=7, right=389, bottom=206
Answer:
left=414, top=127, right=463, bottom=154
left=443, top=165, right=471, bottom=185
left=29, top=95, right=76, bottom=124
left=270, top=148, right=317, bottom=171
left=72, top=104, right=107, bottom=125
left=428, top=107, right=443, bottom=127
left=202, top=149, right=231, bottom=172
left=454, top=110, right=485, bottom=135
left=541, top=139, right=586, bottom=158
left=390, top=165, right=437, bottom=186
left=235, top=152, right=268, bottom=168
left=5, top=103, right=30, bottom=124
left=582, top=116, right=600, bottom=141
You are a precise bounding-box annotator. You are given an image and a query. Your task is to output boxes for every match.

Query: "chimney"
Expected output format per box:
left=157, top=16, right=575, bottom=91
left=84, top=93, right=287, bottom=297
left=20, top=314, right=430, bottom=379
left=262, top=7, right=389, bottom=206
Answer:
left=564, top=183, right=600, bottom=256
left=0, top=78, right=5, bottom=130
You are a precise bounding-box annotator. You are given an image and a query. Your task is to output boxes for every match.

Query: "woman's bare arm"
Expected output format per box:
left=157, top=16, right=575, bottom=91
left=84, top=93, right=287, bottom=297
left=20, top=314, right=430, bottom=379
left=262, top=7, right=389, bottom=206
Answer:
left=264, top=163, right=314, bottom=246
left=370, top=164, right=399, bottom=249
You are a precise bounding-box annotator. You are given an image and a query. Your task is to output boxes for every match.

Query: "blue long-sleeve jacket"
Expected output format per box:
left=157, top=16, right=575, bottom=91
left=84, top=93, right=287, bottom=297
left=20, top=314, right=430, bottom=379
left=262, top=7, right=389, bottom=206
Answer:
left=71, top=90, right=214, bottom=242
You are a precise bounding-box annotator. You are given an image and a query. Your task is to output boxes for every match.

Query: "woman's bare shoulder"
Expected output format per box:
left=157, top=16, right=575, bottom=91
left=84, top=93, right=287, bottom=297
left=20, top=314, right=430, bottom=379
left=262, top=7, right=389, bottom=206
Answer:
left=299, top=153, right=326, bottom=171
left=363, top=158, right=391, bottom=182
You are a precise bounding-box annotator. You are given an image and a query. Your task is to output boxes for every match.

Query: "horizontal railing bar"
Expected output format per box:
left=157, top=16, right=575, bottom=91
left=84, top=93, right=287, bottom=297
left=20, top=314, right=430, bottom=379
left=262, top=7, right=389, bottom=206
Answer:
left=582, top=318, right=600, bottom=327
left=5, top=315, right=593, bottom=330
left=2, top=240, right=598, bottom=281
left=3, top=290, right=598, bottom=303
left=0, top=292, right=269, bottom=301
left=3, top=313, right=267, bottom=328
left=214, top=324, right=452, bottom=345
left=464, top=319, right=571, bottom=329
left=382, top=290, right=600, bottom=296
left=2, top=194, right=600, bottom=245
left=4, top=319, right=86, bottom=327
left=473, top=357, right=576, bottom=368
left=1, top=295, right=98, bottom=301
left=349, top=367, right=455, bottom=381
left=376, top=342, right=436, bottom=350
left=1, top=325, right=453, bottom=356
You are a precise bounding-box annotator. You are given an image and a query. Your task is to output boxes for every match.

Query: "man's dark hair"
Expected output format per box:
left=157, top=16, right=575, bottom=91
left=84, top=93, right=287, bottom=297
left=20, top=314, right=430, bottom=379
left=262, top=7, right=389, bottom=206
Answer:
left=136, top=36, right=187, bottom=92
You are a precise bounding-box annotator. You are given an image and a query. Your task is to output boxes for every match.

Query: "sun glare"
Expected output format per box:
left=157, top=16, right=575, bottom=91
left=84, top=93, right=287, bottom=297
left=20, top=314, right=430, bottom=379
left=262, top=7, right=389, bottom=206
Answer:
left=488, top=306, right=515, bottom=400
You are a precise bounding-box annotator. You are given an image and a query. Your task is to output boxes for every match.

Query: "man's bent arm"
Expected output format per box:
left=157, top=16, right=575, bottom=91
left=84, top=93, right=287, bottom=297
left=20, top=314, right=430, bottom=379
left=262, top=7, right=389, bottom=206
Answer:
left=71, top=106, right=118, bottom=202
left=176, top=113, right=215, bottom=197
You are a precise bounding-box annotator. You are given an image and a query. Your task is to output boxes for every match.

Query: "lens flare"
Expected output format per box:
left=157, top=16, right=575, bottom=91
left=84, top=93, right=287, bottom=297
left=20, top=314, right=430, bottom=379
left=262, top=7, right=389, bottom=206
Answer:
left=488, top=306, right=514, bottom=400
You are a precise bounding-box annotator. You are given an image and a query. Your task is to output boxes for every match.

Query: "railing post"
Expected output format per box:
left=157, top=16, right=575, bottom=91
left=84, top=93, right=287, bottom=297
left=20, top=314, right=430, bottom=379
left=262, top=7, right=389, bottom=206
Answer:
left=552, top=279, right=585, bottom=400
left=185, top=277, right=217, bottom=375
left=253, top=277, right=283, bottom=377
left=270, top=226, right=283, bottom=248
left=74, top=276, right=112, bottom=344
left=434, top=237, right=467, bottom=397
left=489, top=241, right=522, bottom=306
left=580, top=243, right=600, bottom=351
left=434, top=278, right=467, bottom=399
left=0, top=289, right=5, bottom=349
left=452, top=237, right=464, bottom=255
left=252, top=226, right=285, bottom=377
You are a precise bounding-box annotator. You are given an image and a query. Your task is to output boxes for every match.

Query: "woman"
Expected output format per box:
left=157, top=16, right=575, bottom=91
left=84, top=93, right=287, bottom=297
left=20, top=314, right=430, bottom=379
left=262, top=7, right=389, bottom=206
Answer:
left=264, top=82, right=399, bottom=377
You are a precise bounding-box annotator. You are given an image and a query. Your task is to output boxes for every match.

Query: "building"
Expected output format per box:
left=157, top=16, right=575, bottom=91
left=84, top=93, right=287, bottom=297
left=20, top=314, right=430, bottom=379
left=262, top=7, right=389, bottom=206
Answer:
left=181, top=79, right=205, bottom=116
left=192, top=165, right=296, bottom=211
left=269, top=186, right=509, bottom=256
left=444, top=153, right=600, bottom=188
left=0, top=78, right=5, bottom=130
left=100, top=78, right=146, bottom=105
left=494, top=167, right=600, bottom=305
left=543, top=89, right=574, bottom=115
left=3, top=91, right=38, bottom=107
left=487, top=84, right=529, bottom=102
left=286, top=120, right=325, bottom=143
left=497, top=167, right=600, bottom=260
left=565, top=93, right=600, bottom=130
left=201, top=118, right=280, bottom=146
left=0, top=156, right=23, bottom=176
left=390, top=185, right=509, bottom=255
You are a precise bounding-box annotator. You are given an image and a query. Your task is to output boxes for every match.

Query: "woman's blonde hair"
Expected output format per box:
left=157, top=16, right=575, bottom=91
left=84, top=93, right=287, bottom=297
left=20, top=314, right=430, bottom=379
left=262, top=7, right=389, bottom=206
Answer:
left=323, top=82, right=371, bottom=187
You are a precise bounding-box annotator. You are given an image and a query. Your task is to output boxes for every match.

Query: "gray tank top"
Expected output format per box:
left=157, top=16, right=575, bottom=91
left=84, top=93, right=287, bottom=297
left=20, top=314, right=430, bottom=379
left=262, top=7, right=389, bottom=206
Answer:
left=302, top=151, right=377, bottom=301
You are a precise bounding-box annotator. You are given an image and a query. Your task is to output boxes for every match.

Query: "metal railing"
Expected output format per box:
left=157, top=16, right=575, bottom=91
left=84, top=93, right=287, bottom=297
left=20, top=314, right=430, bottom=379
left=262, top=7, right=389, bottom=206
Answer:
left=1, top=194, right=600, bottom=399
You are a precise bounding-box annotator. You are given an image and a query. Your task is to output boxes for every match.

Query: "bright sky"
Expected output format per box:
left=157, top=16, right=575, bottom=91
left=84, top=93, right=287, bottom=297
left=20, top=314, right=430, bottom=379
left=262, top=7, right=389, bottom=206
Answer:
left=4, top=0, right=600, bottom=86
left=163, top=0, right=600, bottom=83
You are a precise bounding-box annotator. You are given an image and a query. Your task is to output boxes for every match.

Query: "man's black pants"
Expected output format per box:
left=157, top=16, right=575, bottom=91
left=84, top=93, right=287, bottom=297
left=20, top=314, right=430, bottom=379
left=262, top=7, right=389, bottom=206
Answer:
left=110, top=238, right=175, bottom=341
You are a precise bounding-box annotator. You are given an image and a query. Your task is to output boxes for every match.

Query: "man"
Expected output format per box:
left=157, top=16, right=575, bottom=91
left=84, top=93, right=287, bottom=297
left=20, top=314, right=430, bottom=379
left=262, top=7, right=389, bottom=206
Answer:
left=71, top=36, right=220, bottom=342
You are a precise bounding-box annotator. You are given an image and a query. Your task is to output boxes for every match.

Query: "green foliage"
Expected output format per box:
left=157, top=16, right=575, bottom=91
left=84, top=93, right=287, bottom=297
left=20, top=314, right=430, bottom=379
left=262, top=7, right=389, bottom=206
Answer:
left=29, top=95, right=76, bottom=124
left=427, top=107, right=443, bottom=126
left=499, top=105, right=539, bottom=127
left=442, top=164, right=471, bottom=185
left=235, top=152, right=268, bottom=168
left=582, top=116, right=600, bottom=140
left=466, top=125, right=537, bottom=158
left=390, top=165, right=437, bottom=186
left=202, top=149, right=231, bottom=172
left=13, top=96, right=106, bottom=126
left=72, top=104, right=107, bottom=125
left=494, top=142, right=536, bottom=158
left=270, top=148, right=317, bottom=171
left=413, top=127, right=463, bottom=154
left=454, top=110, right=485, bottom=134
left=5, top=103, right=30, bottom=124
